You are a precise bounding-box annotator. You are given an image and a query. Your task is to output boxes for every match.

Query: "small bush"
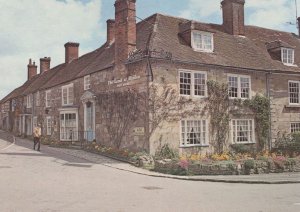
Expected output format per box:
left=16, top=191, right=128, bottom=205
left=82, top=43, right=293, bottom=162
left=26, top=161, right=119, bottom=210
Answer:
left=230, top=144, right=256, bottom=155
left=244, top=159, right=255, bottom=170
left=155, top=144, right=178, bottom=159
left=274, top=132, right=300, bottom=156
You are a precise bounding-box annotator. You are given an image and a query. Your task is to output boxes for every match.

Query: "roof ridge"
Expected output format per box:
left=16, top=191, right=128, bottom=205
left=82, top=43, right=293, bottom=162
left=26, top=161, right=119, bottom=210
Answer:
left=245, top=25, right=297, bottom=36
left=76, top=43, right=110, bottom=77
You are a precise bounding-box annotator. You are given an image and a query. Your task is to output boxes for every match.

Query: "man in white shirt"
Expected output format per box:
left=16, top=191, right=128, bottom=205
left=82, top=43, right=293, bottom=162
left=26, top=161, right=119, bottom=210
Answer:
left=33, top=124, right=42, bottom=151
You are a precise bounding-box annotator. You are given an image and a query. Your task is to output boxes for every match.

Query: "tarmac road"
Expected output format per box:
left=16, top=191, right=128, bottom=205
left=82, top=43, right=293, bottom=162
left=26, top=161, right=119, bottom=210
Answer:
left=0, top=138, right=300, bottom=212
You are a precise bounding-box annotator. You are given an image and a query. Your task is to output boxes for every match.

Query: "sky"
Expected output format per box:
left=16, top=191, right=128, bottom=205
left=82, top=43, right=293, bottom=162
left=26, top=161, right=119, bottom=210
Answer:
left=0, top=0, right=299, bottom=99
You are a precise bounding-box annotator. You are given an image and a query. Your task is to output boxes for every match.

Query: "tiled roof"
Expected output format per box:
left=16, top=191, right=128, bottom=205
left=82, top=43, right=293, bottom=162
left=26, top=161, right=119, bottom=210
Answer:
left=265, top=40, right=294, bottom=51
left=151, top=14, right=300, bottom=72
left=1, top=75, right=40, bottom=103
left=21, top=64, right=65, bottom=96
left=3, top=13, right=300, bottom=103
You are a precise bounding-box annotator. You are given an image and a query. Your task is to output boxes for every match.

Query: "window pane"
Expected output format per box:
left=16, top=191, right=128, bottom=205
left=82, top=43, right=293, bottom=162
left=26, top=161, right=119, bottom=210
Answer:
left=181, top=120, right=185, bottom=145
left=193, top=32, right=202, bottom=49
left=228, top=76, right=238, bottom=98
left=193, top=32, right=213, bottom=51
left=282, top=48, right=294, bottom=64
left=180, top=72, right=191, bottom=95
left=240, top=77, right=250, bottom=98
left=233, top=120, right=254, bottom=143
left=203, top=34, right=212, bottom=50
left=291, top=123, right=300, bottom=133
left=68, top=87, right=74, bottom=105
left=194, top=73, right=206, bottom=96
left=289, top=82, right=299, bottom=104
left=63, top=88, right=68, bottom=105
left=60, top=113, right=77, bottom=140
left=182, top=120, right=206, bottom=146
left=84, top=76, right=91, bottom=90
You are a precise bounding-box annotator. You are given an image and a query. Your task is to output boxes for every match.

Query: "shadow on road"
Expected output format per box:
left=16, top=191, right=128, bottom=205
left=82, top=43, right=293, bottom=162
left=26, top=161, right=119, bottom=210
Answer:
left=1, top=135, right=122, bottom=166
left=0, top=152, right=48, bottom=157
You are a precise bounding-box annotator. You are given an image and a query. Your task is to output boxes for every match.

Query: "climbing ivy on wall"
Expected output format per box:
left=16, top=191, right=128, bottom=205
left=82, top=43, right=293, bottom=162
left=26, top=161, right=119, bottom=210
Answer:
left=205, top=80, right=230, bottom=154
left=205, top=80, right=270, bottom=153
left=242, top=95, right=270, bottom=151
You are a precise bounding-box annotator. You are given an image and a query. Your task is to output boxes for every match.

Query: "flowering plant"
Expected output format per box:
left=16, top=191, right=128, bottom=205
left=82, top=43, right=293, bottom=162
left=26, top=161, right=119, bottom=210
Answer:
left=178, top=159, right=189, bottom=170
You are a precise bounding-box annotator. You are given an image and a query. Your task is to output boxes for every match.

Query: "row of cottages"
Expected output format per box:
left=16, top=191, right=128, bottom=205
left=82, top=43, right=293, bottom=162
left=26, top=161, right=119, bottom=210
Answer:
left=2, top=0, right=300, bottom=154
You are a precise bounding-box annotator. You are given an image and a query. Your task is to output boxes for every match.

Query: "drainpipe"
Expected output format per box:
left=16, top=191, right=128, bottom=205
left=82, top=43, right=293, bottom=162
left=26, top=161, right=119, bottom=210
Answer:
left=266, top=72, right=272, bottom=151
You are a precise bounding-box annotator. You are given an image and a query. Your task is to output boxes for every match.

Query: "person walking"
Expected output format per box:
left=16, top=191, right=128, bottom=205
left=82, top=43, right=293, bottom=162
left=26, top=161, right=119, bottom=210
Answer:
left=33, top=124, right=42, bottom=151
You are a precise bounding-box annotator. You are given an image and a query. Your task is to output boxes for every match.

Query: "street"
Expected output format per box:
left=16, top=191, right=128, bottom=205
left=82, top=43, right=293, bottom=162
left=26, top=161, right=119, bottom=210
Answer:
left=1, top=138, right=300, bottom=212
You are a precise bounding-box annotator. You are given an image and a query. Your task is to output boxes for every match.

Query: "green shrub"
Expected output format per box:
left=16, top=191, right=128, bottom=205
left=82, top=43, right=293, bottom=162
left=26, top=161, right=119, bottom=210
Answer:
left=274, top=132, right=300, bottom=156
left=230, top=144, right=256, bottom=154
left=244, top=159, right=255, bottom=170
left=256, top=156, right=269, bottom=161
left=155, top=144, right=178, bottom=159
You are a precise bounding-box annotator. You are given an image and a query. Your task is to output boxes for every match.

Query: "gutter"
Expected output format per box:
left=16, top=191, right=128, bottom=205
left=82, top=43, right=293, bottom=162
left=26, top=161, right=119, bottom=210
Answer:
left=172, top=59, right=300, bottom=75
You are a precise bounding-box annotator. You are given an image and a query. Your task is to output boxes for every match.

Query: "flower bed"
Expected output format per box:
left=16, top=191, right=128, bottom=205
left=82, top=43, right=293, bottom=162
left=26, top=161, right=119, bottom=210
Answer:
left=154, top=155, right=300, bottom=176
left=83, top=143, right=154, bottom=169
left=43, top=140, right=300, bottom=176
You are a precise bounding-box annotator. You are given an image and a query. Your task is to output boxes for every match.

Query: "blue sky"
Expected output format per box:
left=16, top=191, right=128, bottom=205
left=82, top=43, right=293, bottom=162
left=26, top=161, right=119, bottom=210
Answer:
left=0, top=0, right=299, bottom=99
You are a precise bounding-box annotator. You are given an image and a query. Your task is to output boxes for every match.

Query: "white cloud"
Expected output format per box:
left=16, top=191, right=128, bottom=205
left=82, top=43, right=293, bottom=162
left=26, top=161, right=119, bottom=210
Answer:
left=0, top=0, right=102, bottom=99
left=179, top=0, right=297, bottom=31
left=178, top=0, right=221, bottom=22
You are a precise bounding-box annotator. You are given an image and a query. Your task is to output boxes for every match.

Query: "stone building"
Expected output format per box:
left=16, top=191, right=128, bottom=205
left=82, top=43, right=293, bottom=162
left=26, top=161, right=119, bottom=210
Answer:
left=2, top=0, right=300, bottom=155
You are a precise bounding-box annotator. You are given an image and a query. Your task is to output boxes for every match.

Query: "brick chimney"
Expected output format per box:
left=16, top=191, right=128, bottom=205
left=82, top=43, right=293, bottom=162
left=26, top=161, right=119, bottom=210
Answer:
left=40, top=57, right=51, bottom=74
left=27, top=59, right=37, bottom=80
left=221, top=0, right=245, bottom=36
left=64, top=42, right=79, bottom=64
left=114, top=0, right=137, bottom=67
left=107, top=19, right=116, bottom=44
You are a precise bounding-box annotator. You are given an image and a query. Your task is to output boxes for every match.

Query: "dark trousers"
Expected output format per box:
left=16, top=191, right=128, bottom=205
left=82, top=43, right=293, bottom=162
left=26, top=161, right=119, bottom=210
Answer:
left=33, top=137, right=40, bottom=151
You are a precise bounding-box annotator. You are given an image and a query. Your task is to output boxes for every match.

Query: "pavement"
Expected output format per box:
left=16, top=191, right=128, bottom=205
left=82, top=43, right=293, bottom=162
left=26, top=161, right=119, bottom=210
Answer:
left=1, top=131, right=300, bottom=184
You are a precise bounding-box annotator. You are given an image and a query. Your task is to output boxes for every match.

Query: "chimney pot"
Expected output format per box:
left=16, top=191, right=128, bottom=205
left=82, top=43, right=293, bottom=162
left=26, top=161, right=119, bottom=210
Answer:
left=107, top=19, right=116, bottom=44
left=64, top=42, right=79, bottom=64
left=221, top=0, right=245, bottom=35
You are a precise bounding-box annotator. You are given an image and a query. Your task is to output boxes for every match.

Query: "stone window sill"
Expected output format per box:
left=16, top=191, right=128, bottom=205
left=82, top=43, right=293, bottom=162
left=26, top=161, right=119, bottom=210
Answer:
left=285, top=105, right=300, bottom=108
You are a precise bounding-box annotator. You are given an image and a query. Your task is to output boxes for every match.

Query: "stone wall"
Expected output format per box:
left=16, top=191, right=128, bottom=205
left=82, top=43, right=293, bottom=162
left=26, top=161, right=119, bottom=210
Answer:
left=149, top=60, right=268, bottom=155
left=154, top=158, right=300, bottom=176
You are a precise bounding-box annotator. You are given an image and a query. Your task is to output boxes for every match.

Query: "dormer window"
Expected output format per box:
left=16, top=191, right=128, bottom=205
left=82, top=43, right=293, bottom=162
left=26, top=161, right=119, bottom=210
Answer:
left=281, top=48, right=294, bottom=65
left=266, top=41, right=296, bottom=66
left=191, top=31, right=214, bottom=52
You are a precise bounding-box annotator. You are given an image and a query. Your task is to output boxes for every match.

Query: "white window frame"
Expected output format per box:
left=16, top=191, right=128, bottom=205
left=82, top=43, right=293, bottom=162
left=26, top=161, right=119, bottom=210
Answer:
left=288, top=80, right=300, bottom=105
left=228, top=74, right=251, bottom=99
left=179, top=69, right=207, bottom=98
left=26, top=94, right=33, bottom=108
left=33, top=116, right=38, bottom=128
left=231, top=119, right=255, bottom=144
left=191, top=30, right=214, bottom=52
left=62, top=83, right=74, bottom=106
left=84, top=75, right=91, bottom=91
left=291, top=122, right=300, bottom=133
left=59, top=109, right=78, bottom=141
left=46, top=116, right=52, bottom=136
left=281, top=48, right=295, bottom=66
left=11, top=99, right=16, bottom=112
left=35, top=91, right=40, bottom=107
left=180, top=119, right=209, bottom=147
left=45, top=90, right=51, bottom=108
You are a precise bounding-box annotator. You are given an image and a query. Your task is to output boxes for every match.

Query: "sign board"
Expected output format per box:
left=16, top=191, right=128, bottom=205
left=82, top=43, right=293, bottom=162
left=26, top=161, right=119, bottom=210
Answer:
left=108, top=75, right=141, bottom=87
left=133, top=127, right=145, bottom=135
